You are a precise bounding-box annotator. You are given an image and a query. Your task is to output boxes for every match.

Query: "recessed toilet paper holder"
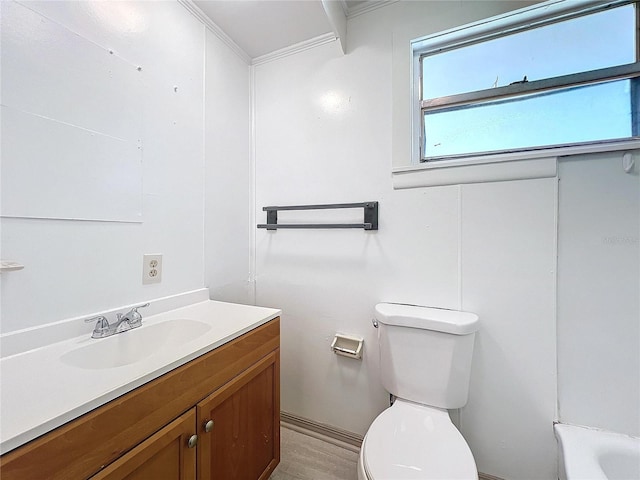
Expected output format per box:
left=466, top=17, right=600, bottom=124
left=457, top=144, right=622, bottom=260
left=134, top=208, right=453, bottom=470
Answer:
left=331, top=333, right=364, bottom=360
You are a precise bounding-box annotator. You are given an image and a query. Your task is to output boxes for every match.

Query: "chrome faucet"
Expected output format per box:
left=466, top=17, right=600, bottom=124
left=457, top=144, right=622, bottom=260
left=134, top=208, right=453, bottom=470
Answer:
left=85, top=303, right=150, bottom=339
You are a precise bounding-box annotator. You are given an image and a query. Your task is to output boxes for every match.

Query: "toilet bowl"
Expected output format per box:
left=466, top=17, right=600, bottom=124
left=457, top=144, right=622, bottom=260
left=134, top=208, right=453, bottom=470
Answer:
left=358, top=303, right=480, bottom=480
left=357, top=400, right=477, bottom=480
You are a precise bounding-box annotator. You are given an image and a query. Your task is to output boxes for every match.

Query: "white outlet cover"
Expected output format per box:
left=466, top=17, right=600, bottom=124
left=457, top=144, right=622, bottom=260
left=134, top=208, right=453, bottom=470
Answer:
left=143, top=254, right=162, bottom=285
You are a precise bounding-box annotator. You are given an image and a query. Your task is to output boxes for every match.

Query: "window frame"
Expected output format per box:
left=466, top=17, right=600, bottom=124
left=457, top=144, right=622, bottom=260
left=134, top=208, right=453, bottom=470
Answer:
left=412, top=0, right=640, bottom=163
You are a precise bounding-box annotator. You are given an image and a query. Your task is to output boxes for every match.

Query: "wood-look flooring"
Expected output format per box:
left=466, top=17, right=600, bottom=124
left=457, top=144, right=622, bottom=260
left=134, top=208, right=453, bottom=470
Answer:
left=270, top=426, right=359, bottom=480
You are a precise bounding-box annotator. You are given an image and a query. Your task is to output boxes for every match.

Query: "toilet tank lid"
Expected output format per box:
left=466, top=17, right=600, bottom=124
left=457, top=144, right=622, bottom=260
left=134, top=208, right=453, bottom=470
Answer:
left=375, top=303, right=479, bottom=335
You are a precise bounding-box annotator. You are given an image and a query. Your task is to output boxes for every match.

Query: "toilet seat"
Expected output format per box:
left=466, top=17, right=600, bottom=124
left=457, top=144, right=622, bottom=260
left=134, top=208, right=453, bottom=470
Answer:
left=362, top=399, right=477, bottom=480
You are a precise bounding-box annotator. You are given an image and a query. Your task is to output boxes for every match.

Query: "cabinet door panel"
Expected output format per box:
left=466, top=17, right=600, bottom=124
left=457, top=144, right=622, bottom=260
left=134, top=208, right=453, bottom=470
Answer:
left=198, top=350, right=280, bottom=480
left=90, top=410, right=196, bottom=480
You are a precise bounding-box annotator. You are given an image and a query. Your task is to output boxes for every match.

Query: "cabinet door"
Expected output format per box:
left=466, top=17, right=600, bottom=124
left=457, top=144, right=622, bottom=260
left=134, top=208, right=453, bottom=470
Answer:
left=90, top=409, right=197, bottom=480
left=197, top=350, right=280, bottom=480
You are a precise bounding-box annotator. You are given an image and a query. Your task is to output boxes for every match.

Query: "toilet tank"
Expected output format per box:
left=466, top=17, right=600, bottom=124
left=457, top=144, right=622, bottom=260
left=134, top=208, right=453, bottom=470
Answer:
left=375, top=303, right=479, bottom=409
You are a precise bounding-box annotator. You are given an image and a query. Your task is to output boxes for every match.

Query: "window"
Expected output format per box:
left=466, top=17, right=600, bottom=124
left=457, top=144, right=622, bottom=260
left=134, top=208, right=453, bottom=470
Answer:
left=414, top=1, right=640, bottom=162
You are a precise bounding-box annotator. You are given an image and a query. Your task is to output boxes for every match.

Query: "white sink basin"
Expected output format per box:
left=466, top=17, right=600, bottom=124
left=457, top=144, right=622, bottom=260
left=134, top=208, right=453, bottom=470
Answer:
left=60, top=319, right=212, bottom=369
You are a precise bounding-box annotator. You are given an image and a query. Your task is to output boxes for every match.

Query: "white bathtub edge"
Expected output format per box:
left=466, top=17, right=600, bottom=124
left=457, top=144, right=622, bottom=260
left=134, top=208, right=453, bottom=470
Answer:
left=554, top=422, right=640, bottom=480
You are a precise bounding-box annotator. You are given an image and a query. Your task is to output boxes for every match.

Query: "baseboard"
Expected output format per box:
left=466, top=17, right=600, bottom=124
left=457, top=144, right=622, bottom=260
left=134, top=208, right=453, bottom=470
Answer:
left=280, top=411, right=504, bottom=480
left=479, top=473, right=505, bottom=480
left=280, top=411, right=363, bottom=453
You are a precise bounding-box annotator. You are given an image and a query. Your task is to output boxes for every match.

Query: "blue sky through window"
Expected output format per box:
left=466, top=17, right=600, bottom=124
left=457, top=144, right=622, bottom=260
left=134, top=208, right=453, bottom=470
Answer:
left=420, top=3, right=636, bottom=159
left=422, top=4, right=635, bottom=99
left=423, top=80, right=632, bottom=158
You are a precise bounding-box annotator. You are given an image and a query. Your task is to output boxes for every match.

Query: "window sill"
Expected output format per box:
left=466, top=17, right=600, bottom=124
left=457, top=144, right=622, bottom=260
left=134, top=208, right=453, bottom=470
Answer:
left=392, top=139, right=640, bottom=189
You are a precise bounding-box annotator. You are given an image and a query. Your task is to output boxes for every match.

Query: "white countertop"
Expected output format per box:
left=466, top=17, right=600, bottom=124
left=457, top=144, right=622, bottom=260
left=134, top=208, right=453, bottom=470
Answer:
left=0, top=299, right=280, bottom=454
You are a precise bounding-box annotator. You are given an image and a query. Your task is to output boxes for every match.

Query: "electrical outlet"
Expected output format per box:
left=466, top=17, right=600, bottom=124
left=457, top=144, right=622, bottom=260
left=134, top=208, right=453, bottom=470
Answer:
left=143, top=254, right=162, bottom=284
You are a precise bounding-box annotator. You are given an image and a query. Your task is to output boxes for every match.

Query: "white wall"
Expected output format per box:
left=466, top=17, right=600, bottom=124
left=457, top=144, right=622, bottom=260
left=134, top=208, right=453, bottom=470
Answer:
left=0, top=1, right=250, bottom=333
left=204, top=29, right=252, bottom=305
left=3, top=2, right=638, bottom=479
left=459, top=178, right=557, bottom=478
left=557, top=152, right=640, bottom=437
left=253, top=2, right=558, bottom=478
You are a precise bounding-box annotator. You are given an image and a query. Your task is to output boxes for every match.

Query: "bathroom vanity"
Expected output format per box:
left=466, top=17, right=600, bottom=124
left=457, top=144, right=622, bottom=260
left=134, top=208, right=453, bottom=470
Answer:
left=0, top=296, right=280, bottom=480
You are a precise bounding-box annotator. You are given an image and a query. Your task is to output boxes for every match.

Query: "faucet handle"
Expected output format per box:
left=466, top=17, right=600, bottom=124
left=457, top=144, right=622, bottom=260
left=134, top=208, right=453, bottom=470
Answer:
left=117, top=303, right=150, bottom=317
left=132, top=303, right=150, bottom=313
left=85, top=315, right=109, bottom=326
left=85, top=316, right=110, bottom=337
left=117, top=303, right=150, bottom=326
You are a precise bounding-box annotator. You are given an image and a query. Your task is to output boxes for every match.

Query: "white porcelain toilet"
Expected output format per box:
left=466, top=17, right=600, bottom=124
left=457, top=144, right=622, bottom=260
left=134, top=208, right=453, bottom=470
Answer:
left=358, top=303, right=480, bottom=480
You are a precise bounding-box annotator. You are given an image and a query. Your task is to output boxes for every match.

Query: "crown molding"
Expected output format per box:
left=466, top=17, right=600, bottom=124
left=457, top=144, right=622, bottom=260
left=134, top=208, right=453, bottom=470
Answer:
left=178, top=0, right=251, bottom=65
left=178, top=0, right=393, bottom=66
left=251, top=32, right=337, bottom=66
left=347, top=0, right=398, bottom=19
left=339, top=0, right=350, bottom=17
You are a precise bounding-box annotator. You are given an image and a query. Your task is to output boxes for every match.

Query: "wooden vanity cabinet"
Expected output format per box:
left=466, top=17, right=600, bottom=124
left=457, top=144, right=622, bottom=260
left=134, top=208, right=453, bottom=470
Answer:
left=0, top=318, right=280, bottom=480
left=198, top=350, right=279, bottom=480
left=90, top=410, right=197, bottom=480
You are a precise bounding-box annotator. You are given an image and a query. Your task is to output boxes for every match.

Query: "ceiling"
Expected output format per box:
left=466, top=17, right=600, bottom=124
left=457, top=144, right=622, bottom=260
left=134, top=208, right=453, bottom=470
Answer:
left=193, top=0, right=368, bottom=59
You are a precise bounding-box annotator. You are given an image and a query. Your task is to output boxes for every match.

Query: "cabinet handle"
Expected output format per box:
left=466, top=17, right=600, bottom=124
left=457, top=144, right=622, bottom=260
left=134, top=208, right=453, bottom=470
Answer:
left=187, top=434, right=198, bottom=448
left=204, top=420, right=214, bottom=433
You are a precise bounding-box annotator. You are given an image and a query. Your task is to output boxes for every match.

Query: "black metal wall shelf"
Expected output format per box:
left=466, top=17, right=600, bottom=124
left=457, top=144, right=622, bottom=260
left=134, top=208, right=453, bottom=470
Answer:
left=257, top=202, right=378, bottom=231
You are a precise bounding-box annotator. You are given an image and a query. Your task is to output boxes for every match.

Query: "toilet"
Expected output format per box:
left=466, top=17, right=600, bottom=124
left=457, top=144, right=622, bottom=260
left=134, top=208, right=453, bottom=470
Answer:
left=358, top=303, right=480, bottom=480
